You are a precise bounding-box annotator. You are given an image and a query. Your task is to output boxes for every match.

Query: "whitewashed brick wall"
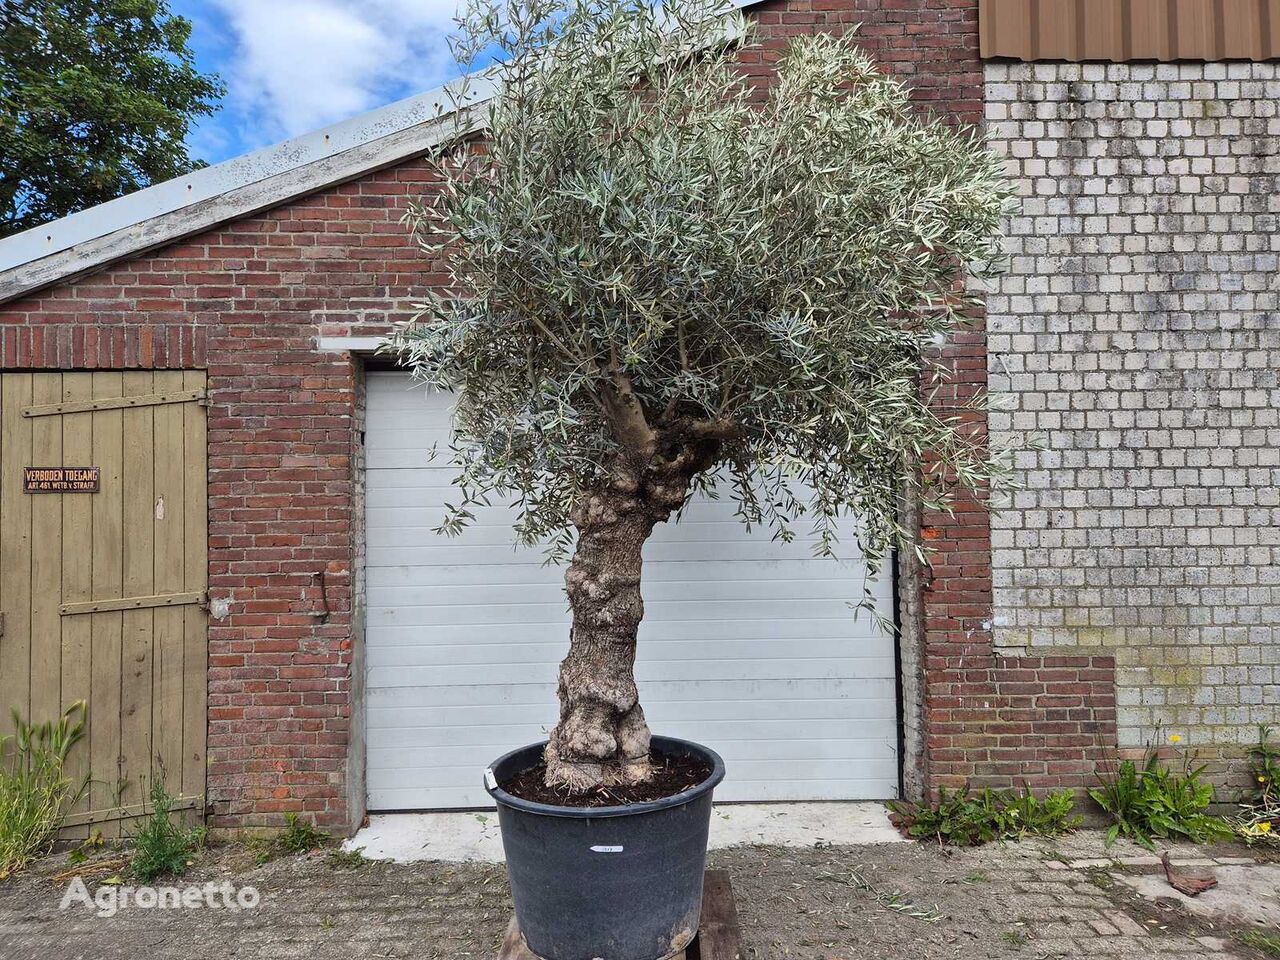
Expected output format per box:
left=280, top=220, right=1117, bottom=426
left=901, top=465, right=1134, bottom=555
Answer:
left=983, top=61, right=1280, bottom=751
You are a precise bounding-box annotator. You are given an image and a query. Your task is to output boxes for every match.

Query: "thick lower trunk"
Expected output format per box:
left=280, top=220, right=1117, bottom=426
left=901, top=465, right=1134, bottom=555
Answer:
left=544, top=453, right=708, bottom=792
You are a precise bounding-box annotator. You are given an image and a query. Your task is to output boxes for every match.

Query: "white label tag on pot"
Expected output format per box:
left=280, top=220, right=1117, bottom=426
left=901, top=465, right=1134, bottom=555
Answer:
left=483, top=768, right=497, bottom=790
left=590, top=845, right=624, bottom=853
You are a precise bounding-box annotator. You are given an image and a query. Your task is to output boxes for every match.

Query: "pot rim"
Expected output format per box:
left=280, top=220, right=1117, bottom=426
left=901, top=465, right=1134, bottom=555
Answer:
left=484, top=735, right=726, bottom=819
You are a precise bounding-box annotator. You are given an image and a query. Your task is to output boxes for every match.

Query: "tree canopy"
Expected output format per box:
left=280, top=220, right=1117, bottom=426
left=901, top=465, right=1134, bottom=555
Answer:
left=0, top=0, right=224, bottom=237
left=395, top=0, right=1011, bottom=582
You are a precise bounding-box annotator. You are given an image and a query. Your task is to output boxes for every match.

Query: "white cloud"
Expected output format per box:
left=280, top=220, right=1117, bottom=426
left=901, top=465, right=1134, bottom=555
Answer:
left=212, top=0, right=461, bottom=145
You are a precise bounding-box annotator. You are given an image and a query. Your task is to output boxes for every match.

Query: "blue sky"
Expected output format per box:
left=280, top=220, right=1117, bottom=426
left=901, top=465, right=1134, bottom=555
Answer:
left=171, top=0, right=464, bottom=165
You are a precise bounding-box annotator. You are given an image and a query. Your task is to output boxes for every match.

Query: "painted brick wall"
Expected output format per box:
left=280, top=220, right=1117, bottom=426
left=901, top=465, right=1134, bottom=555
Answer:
left=0, top=0, right=997, bottom=827
left=985, top=61, right=1280, bottom=788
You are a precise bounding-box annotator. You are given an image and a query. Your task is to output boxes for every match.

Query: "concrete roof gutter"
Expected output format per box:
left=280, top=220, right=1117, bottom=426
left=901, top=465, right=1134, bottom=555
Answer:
left=0, top=76, right=494, bottom=305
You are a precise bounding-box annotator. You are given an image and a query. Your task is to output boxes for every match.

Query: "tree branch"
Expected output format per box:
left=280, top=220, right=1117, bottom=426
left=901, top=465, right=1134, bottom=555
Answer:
left=601, top=349, right=656, bottom=454
left=671, top=417, right=740, bottom=442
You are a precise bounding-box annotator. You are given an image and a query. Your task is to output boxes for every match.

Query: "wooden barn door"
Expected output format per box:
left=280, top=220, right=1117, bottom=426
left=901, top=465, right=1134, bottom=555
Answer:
left=0, top=371, right=208, bottom=835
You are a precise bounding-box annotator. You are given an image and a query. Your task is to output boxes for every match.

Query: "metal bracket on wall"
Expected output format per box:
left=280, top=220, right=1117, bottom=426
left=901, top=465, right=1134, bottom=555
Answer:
left=22, top=390, right=207, bottom=418
left=306, top=569, right=332, bottom=622
left=60, top=591, right=208, bottom=616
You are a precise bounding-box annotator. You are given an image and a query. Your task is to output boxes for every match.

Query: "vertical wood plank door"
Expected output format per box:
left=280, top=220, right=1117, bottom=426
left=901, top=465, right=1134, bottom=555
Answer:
left=0, top=371, right=208, bottom=834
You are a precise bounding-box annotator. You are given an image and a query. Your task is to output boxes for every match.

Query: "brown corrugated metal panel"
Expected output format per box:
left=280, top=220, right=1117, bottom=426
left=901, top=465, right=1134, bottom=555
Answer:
left=979, top=0, right=1280, bottom=60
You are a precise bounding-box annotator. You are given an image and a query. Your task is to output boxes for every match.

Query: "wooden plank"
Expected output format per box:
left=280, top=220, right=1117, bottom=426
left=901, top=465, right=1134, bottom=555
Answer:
left=89, top=371, right=126, bottom=838
left=495, top=917, right=687, bottom=960
left=22, top=389, right=206, bottom=418
left=696, top=870, right=742, bottom=960
left=496, top=917, right=528, bottom=960
left=119, top=371, right=156, bottom=808
left=60, top=591, right=205, bottom=616
left=493, top=871, right=741, bottom=960
left=151, top=371, right=186, bottom=795
left=29, top=374, right=63, bottom=726
left=60, top=794, right=201, bottom=829
left=180, top=370, right=209, bottom=809
left=60, top=373, right=95, bottom=834
left=0, top=374, right=34, bottom=736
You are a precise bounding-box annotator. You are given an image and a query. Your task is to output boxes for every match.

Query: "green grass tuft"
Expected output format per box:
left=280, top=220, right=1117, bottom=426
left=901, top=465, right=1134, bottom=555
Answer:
left=0, top=702, right=87, bottom=879
left=1090, top=735, right=1232, bottom=850
left=129, top=780, right=207, bottom=883
left=888, top=783, right=1081, bottom=847
left=1237, top=929, right=1280, bottom=957
left=277, top=812, right=329, bottom=854
left=324, top=847, right=369, bottom=871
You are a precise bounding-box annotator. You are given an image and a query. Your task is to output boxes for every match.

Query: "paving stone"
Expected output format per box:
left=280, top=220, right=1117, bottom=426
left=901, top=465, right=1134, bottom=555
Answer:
left=1104, top=910, right=1151, bottom=937
left=0, top=834, right=1267, bottom=959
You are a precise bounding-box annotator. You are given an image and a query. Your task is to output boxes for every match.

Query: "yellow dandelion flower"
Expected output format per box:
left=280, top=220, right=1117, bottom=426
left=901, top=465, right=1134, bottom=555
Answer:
left=1168, top=733, right=1183, bottom=744
left=1259, top=822, right=1272, bottom=833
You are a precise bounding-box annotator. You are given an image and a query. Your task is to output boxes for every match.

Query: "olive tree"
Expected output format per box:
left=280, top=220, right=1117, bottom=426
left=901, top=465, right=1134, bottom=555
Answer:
left=393, top=0, right=1010, bottom=792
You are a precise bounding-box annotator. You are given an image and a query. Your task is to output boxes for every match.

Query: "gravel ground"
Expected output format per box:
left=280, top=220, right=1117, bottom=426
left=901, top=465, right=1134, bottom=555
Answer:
left=0, top=833, right=1275, bottom=959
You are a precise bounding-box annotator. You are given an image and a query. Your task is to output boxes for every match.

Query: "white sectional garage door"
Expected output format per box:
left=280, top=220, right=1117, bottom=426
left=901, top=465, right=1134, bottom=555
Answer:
left=364, top=371, right=899, bottom=809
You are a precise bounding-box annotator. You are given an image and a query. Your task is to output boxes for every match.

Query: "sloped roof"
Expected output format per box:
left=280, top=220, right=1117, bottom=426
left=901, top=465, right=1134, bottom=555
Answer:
left=0, top=77, right=493, bottom=304
left=0, top=2, right=761, bottom=306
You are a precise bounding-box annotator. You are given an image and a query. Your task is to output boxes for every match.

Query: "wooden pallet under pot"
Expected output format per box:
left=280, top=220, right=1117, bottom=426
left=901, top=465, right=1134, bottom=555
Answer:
left=498, top=869, right=742, bottom=960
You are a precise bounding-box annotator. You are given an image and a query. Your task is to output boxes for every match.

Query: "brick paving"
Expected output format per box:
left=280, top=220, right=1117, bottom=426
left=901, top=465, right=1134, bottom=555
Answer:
left=0, top=832, right=1275, bottom=959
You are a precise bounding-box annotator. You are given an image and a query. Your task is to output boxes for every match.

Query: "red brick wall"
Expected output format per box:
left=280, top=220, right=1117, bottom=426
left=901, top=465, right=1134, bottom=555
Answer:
left=0, top=0, right=1113, bottom=827
left=746, top=0, right=983, bottom=123
left=0, top=161, right=441, bottom=830
left=917, top=327, right=1119, bottom=795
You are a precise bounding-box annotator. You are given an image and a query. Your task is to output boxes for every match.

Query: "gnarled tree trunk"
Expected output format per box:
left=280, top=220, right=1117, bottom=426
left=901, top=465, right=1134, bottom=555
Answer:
left=544, top=442, right=715, bottom=792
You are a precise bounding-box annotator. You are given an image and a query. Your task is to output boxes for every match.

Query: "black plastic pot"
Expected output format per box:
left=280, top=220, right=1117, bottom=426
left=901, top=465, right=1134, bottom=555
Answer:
left=484, top=736, right=726, bottom=960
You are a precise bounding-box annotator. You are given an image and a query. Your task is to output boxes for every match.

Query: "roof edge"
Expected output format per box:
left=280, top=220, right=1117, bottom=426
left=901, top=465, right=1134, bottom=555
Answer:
left=0, top=78, right=493, bottom=305
left=0, top=0, right=762, bottom=306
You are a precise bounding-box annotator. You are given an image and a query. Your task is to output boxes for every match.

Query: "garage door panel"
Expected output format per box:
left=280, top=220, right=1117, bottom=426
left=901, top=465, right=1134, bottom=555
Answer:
left=363, top=373, right=899, bottom=809
left=366, top=512, right=820, bottom=541
left=368, top=637, right=894, bottom=669
left=368, top=450, right=459, bottom=470
left=371, top=656, right=891, bottom=688
left=369, top=736, right=895, bottom=772
left=369, top=481, right=829, bottom=522
left=370, top=676, right=897, bottom=709
left=367, top=502, right=868, bottom=539
left=368, top=577, right=881, bottom=608
left=369, top=559, right=889, bottom=588
left=369, top=598, right=882, bottom=628
left=368, top=764, right=901, bottom=809
left=365, top=617, right=883, bottom=644
left=369, top=539, right=871, bottom=566
left=367, top=517, right=861, bottom=551
left=367, top=726, right=895, bottom=757
left=370, top=771, right=899, bottom=808
left=367, top=698, right=896, bottom=725
left=708, top=775, right=899, bottom=803
left=372, top=750, right=900, bottom=778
